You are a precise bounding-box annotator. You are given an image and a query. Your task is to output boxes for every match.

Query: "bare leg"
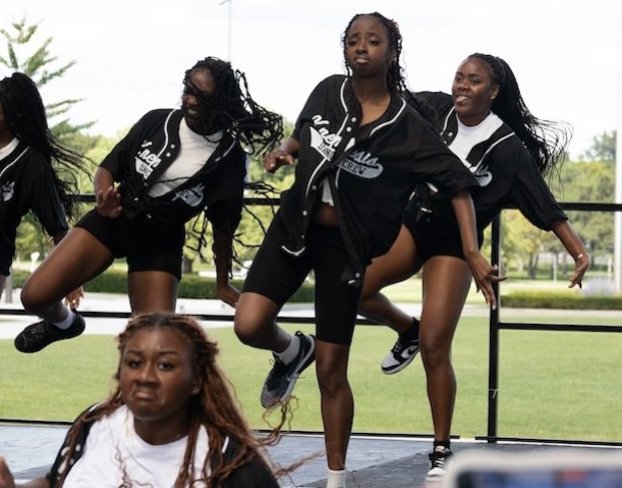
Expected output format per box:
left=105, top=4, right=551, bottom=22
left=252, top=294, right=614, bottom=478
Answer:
left=21, top=228, right=114, bottom=321
left=419, top=256, right=472, bottom=441
left=0, top=275, right=5, bottom=302
left=128, top=271, right=178, bottom=314
left=315, top=340, right=352, bottom=470
left=359, top=225, right=423, bottom=334
left=234, top=292, right=291, bottom=352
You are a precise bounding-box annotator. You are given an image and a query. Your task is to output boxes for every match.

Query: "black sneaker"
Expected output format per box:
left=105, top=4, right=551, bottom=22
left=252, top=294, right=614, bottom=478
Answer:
left=380, top=318, right=420, bottom=375
left=14, top=312, right=85, bottom=353
left=426, top=445, right=453, bottom=480
left=260, top=331, right=315, bottom=408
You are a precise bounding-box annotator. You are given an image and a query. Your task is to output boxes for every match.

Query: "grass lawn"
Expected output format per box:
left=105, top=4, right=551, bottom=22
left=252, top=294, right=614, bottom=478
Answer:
left=1, top=312, right=620, bottom=443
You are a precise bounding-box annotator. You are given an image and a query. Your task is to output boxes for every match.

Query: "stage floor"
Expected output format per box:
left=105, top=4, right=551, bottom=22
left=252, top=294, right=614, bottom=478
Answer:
left=1, top=422, right=620, bottom=488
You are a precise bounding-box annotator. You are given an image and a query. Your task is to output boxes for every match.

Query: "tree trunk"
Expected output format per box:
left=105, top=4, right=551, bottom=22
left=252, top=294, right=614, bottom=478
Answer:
left=181, top=256, right=193, bottom=274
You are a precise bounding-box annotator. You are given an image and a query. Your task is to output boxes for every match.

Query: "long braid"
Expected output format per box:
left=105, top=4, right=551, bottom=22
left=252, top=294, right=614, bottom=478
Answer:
left=469, top=53, right=571, bottom=176
left=54, top=314, right=283, bottom=488
left=184, top=57, right=283, bottom=156
left=0, top=72, right=86, bottom=222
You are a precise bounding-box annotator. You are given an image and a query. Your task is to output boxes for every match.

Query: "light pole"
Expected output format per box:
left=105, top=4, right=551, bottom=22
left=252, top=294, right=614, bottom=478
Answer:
left=219, top=0, right=233, bottom=61
left=616, top=1, right=622, bottom=292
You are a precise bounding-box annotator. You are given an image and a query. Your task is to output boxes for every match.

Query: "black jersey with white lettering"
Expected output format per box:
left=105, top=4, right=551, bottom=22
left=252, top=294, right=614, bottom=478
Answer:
left=407, top=91, right=567, bottom=234
left=99, top=109, right=246, bottom=235
left=0, top=141, right=68, bottom=274
left=277, top=75, right=477, bottom=284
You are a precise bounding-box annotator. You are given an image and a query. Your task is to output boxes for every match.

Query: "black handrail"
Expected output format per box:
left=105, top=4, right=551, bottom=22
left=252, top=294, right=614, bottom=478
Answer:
left=1, top=198, right=621, bottom=445
left=485, top=201, right=622, bottom=444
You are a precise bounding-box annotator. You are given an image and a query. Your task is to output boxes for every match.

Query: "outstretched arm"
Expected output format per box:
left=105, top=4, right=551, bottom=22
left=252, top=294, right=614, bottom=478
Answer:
left=550, top=220, right=590, bottom=288
left=94, top=167, right=122, bottom=218
left=451, top=190, right=504, bottom=309
left=0, top=457, right=49, bottom=488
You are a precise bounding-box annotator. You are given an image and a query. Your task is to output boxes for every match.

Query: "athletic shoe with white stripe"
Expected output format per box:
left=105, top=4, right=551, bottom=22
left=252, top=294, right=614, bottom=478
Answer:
left=426, top=445, right=453, bottom=481
left=380, top=318, right=420, bottom=374
left=260, top=331, right=316, bottom=408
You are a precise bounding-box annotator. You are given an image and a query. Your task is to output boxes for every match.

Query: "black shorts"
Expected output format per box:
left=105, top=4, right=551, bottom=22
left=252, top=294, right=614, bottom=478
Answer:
left=76, top=209, right=186, bottom=280
left=243, top=215, right=362, bottom=345
left=403, top=203, right=483, bottom=262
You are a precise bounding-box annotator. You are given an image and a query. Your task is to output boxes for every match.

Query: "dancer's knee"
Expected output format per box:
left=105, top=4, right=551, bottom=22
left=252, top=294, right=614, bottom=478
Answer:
left=420, top=338, right=451, bottom=370
left=316, top=356, right=349, bottom=397
left=233, top=308, right=271, bottom=346
left=20, top=279, right=53, bottom=314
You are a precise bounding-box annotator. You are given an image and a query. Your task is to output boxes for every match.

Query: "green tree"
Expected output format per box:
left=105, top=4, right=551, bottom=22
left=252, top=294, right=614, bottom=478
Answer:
left=0, top=17, right=92, bottom=139
left=499, top=157, right=615, bottom=279
left=581, top=130, right=616, bottom=162
left=1, top=17, right=98, bottom=267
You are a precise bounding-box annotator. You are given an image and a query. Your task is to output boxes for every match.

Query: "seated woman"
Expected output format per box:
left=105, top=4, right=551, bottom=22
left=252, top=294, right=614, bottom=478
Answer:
left=0, top=313, right=280, bottom=487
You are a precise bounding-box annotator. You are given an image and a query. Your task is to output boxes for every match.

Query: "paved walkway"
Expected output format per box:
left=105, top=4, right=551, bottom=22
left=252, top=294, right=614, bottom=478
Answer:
left=1, top=293, right=621, bottom=487
left=1, top=422, right=620, bottom=487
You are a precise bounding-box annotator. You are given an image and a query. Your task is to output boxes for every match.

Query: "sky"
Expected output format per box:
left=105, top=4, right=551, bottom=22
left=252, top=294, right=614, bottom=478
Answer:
left=1, top=0, right=621, bottom=159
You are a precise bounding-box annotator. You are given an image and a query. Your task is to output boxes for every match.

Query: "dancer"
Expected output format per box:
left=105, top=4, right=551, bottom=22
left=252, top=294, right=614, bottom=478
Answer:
left=0, top=72, right=83, bottom=303
left=16, top=57, right=283, bottom=353
left=234, top=15, right=500, bottom=488
left=358, top=53, right=590, bottom=479
left=0, top=313, right=280, bottom=487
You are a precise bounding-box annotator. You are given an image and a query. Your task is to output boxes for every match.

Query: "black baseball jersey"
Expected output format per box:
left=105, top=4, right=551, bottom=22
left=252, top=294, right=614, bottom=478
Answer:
left=407, top=92, right=567, bottom=233
left=278, top=75, right=477, bottom=284
left=0, top=140, right=68, bottom=274
left=100, top=109, right=247, bottom=235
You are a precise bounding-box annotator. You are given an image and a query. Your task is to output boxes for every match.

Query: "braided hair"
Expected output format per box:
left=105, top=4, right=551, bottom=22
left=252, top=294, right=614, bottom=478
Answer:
left=55, top=313, right=280, bottom=488
left=468, top=53, right=571, bottom=175
left=0, top=72, right=84, bottom=222
left=341, top=13, right=438, bottom=125
left=183, top=57, right=283, bottom=156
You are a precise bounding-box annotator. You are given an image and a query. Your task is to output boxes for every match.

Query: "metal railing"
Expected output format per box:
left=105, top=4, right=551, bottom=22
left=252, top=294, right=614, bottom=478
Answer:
left=1, top=198, right=621, bottom=446
left=482, top=201, right=622, bottom=447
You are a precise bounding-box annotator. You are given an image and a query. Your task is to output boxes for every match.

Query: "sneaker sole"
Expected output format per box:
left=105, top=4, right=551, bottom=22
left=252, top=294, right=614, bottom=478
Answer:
left=381, top=349, right=419, bottom=375
left=262, top=336, right=316, bottom=408
left=14, top=316, right=86, bottom=354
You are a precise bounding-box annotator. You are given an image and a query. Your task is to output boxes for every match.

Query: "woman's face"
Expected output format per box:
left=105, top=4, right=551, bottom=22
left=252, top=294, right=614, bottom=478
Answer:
left=344, top=15, right=393, bottom=79
left=119, top=327, right=199, bottom=434
left=451, top=57, right=499, bottom=126
left=181, top=67, right=219, bottom=134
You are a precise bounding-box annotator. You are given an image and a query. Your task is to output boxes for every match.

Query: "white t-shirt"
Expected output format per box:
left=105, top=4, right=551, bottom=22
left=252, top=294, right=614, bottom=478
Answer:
left=148, top=118, right=222, bottom=198
left=62, top=405, right=210, bottom=487
left=0, top=138, right=19, bottom=162
left=448, top=112, right=503, bottom=167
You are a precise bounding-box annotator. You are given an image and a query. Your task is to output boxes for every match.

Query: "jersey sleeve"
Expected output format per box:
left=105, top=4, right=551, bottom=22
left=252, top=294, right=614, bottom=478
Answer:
left=99, top=110, right=157, bottom=180
left=292, top=76, right=340, bottom=141
left=221, top=439, right=280, bottom=488
left=23, top=154, right=69, bottom=236
left=504, top=142, right=567, bottom=229
left=404, top=110, right=478, bottom=195
left=412, top=91, right=453, bottom=115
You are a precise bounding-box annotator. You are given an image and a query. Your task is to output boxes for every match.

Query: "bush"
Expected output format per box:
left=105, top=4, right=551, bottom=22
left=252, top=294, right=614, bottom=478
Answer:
left=501, top=290, right=622, bottom=310
left=51, top=269, right=316, bottom=303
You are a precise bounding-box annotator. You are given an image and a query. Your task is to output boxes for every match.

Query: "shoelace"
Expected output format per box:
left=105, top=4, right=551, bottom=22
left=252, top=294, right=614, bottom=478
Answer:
left=391, top=336, right=412, bottom=354
left=266, top=357, right=288, bottom=387
left=29, top=323, right=51, bottom=338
